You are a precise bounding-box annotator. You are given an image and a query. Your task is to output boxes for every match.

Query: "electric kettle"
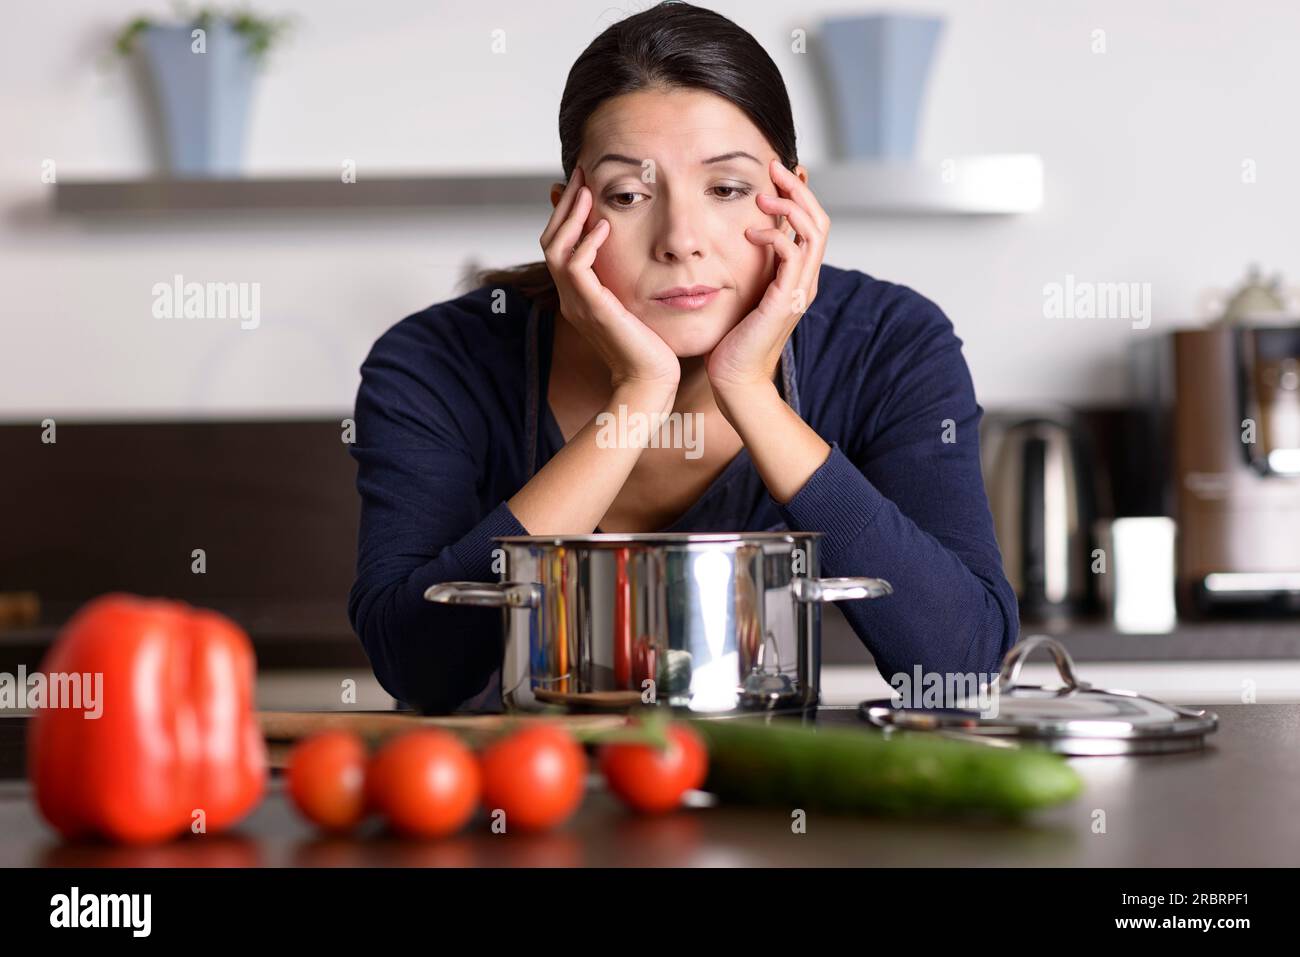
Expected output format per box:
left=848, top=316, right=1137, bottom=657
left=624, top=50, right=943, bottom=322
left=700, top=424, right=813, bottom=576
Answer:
left=983, top=415, right=1099, bottom=621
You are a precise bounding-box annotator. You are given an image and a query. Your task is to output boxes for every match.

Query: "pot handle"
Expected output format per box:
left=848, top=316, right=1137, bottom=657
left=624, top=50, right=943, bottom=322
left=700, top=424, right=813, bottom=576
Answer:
left=423, top=581, right=542, bottom=608
left=792, top=576, right=893, bottom=602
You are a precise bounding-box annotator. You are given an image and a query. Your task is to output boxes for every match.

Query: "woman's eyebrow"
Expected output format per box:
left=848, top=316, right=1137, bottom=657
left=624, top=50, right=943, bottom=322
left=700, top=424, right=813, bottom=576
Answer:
left=590, top=153, right=645, bottom=172
left=701, top=151, right=762, bottom=167
left=590, top=150, right=763, bottom=172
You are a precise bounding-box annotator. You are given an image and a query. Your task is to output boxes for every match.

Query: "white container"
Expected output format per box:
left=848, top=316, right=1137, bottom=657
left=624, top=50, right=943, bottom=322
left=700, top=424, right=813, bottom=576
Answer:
left=1096, top=517, right=1178, bottom=633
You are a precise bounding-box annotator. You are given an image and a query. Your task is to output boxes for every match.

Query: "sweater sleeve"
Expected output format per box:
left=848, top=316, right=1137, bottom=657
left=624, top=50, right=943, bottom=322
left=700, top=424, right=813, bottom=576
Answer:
left=346, top=316, right=529, bottom=714
left=774, top=299, right=1020, bottom=683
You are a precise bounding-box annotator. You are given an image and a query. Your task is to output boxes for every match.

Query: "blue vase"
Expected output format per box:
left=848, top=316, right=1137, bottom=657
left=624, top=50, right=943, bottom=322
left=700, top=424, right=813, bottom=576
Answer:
left=138, top=21, right=257, bottom=177
left=820, top=14, right=944, bottom=160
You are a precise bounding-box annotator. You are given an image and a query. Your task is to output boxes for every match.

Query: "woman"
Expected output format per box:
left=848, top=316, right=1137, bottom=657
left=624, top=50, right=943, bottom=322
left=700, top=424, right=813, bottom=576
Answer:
left=348, top=2, right=1019, bottom=714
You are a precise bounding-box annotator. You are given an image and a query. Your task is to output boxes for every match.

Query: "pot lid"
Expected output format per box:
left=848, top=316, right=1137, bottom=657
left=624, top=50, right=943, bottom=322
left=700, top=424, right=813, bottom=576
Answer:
left=858, top=635, right=1218, bottom=755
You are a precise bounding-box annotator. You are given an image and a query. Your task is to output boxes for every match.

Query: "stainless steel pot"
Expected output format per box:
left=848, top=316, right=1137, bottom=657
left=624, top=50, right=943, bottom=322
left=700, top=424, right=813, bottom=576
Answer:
left=425, top=532, right=892, bottom=714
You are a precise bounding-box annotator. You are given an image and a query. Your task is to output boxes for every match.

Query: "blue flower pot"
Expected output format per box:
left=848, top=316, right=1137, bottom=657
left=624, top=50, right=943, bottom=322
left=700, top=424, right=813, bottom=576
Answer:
left=138, top=21, right=258, bottom=177
left=820, top=14, right=944, bottom=160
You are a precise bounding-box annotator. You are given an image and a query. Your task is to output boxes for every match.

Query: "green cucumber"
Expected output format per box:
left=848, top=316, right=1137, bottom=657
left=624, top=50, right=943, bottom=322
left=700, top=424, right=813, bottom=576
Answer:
left=689, top=717, right=1082, bottom=817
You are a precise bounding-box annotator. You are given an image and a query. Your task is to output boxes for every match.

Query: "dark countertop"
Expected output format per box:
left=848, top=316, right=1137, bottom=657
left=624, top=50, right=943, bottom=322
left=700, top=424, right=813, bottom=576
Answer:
left=2, top=703, right=1298, bottom=867
left=3, top=602, right=1297, bottom=679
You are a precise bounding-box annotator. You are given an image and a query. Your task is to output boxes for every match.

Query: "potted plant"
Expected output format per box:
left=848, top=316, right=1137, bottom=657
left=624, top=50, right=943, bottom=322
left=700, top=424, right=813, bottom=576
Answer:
left=114, top=6, right=292, bottom=177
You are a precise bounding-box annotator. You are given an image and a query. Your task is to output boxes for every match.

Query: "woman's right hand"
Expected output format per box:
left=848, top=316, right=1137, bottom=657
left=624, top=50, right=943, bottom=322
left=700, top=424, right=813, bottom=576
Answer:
left=541, top=166, right=681, bottom=399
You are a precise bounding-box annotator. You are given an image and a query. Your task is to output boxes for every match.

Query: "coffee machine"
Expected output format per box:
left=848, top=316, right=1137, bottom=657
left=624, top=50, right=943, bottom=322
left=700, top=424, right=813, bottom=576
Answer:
left=1141, top=268, right=1300, bottom=614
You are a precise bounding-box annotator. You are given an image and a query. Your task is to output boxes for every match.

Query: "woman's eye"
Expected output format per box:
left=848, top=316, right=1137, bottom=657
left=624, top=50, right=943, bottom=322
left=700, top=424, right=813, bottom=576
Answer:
left=711, top=185, right=753, bottom=201
left=605, top=185, right=752, bottom=207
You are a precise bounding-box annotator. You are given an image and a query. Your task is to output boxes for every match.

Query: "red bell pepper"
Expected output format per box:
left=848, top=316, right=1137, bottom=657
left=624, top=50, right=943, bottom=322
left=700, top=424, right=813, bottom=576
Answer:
left=28, top=593, right=267, bottom=844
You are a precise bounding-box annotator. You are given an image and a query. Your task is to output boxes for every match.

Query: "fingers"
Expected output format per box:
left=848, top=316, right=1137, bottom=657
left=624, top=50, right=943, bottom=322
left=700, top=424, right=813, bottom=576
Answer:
left=542, top=171, right=614, bottom=322
left=759, top=163, right=828, bottom=306
left=566, top=219, right=610, bottom=303
left=756, top=194, right=823, bottom=252
left=569, top=218, right=608, bottom=270
left=543, top=185, right=593, bottom=269
left=744, top=226, right=807, bottom=323
left=547, top=202, right=616, bottom=328
left=755, top=195, right=824, bottom=295
left=754, top=193, right=821, bottom=263
left=540, top=166, right=585, bottom=250
left=768, top=160, right=831, bottom=234
left=745, top=226, right=801, bottom=288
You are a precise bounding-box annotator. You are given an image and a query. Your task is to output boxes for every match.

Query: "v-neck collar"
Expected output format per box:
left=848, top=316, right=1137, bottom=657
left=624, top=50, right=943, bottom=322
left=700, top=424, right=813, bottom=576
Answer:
left=525, top=293, right=800, bottom=533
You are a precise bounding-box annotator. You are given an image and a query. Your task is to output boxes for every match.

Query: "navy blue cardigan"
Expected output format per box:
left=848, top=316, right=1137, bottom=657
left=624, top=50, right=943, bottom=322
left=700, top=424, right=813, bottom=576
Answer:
left=347, top=263, right=1019, bottom=712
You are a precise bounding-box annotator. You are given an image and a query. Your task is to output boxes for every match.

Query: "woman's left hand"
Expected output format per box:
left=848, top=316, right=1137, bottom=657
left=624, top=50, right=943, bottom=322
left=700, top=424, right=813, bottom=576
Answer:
left=706, top=159, right=829, bottom=395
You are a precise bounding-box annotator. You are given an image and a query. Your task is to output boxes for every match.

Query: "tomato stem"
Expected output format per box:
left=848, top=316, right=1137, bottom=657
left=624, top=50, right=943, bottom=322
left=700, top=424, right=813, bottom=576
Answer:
left=572, top=708, right=672, bottom=750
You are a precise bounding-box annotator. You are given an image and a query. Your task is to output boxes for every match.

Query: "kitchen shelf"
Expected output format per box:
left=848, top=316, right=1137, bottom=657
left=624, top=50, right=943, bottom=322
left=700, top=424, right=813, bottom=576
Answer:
left=52, top=154, right=1042, bottom=216
left=812, top=154, right=1042, bottom=214
left=53, top=171, right=552, bottom=213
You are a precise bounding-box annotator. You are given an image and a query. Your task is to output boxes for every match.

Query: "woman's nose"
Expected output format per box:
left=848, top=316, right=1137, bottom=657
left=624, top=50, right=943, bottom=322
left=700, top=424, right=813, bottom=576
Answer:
left=653, top=196, right=705, bottom=262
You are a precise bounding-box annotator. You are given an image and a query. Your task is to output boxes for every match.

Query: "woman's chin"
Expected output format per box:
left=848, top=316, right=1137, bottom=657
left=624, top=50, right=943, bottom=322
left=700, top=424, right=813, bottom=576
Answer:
left=644, top=317, right=737, bottom=359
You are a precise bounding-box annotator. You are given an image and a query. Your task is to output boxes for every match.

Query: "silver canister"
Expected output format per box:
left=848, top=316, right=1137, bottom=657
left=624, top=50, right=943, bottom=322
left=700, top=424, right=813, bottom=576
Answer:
left=425, top=531, right=892, bottom=714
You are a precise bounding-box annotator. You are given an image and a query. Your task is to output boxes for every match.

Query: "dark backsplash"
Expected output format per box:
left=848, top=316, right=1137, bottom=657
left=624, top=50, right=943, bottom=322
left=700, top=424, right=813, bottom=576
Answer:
left=984, top=404, right=1173, bottom=524
left=0, top=406, right=1170, bottom=664
left=0, top=419, right=361, bottom=660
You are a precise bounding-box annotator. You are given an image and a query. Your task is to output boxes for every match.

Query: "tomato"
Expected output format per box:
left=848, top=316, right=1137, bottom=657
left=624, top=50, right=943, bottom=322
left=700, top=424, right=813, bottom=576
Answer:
left=599, top=723, right=708, bottom=814
left=677, top=723, right=709, bottom=791
left=479, top=722, right=587, bottom=832
left=286, top=731, right=369, bottom=834
left=367, top=730, right=480, bottom=839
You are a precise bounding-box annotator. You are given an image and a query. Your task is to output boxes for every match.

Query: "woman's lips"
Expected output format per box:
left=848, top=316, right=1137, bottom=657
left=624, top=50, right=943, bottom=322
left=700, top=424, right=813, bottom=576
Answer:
left=651, top=287, right=721, bottom=310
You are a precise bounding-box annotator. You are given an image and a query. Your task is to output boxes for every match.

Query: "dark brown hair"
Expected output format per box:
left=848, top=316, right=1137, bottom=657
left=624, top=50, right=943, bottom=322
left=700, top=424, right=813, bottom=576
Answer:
left=473, top=1, right=799, bottom=312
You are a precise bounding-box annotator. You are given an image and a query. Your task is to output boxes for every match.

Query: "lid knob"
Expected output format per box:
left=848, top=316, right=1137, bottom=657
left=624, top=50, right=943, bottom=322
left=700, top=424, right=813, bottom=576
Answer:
left=993, top=634, right=1092, bottom=694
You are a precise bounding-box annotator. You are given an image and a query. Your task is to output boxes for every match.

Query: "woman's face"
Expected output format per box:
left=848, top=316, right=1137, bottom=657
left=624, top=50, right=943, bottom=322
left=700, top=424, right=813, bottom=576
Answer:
left=556, top=87, right=806, bottom=358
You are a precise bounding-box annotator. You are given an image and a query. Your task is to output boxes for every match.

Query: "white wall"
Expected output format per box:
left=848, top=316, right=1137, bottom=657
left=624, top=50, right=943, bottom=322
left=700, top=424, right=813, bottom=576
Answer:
left=2, top=0, right=1296, bottom=418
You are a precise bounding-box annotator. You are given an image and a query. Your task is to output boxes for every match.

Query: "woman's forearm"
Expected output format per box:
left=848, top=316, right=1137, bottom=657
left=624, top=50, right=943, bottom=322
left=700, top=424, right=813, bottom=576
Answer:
left=507, top=380, right=678, bottom=534
left=713, top=380, right=831, bottom=504
left=773, top=445, right=1020, bottom=678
